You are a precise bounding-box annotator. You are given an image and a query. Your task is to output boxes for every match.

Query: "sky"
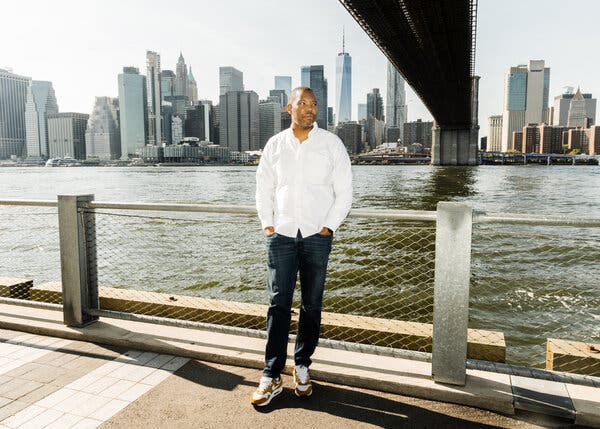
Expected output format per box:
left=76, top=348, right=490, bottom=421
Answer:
left=2, top=0, right=600, bottom=136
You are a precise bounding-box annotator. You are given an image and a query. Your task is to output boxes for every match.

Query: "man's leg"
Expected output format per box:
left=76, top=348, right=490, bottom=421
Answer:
left=294, top=233, right=332, bottom=367
left=263, top=233, right=298, bottom=378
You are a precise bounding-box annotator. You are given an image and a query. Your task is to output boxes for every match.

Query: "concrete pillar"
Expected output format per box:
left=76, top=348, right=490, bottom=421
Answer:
left=432, top=202, right=473, bottom=386
left=431, top=77, right=480, bottom=166
left=57, top=194, right=99, bottom=327
left=431, top=126, right=478, bottom=165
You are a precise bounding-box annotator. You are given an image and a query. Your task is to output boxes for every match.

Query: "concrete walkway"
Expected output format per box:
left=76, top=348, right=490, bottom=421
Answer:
left=0, top=302, right=598, bottom=428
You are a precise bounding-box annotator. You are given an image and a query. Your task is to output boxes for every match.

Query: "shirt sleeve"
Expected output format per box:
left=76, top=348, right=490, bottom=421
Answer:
left=323, top=139, right=353, bottom=232
left=255, top=140, right=276, bottom=229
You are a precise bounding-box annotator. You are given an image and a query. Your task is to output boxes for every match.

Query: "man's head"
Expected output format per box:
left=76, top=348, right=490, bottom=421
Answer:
left=287, top=87, right=317, bottom=129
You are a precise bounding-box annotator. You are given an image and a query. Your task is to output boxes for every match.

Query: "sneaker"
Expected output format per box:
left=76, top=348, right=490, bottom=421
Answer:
left=293, top=365, right=313, bottom=397
left=250, top=376, right=283, bottom=407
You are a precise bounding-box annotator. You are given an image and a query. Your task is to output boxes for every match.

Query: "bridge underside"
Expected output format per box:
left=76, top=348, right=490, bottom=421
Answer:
left=339, top=0, right=479, bottom=165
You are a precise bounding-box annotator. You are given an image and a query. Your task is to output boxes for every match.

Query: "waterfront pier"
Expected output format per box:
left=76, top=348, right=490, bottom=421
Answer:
left=1, top=196, right=599, bottom=427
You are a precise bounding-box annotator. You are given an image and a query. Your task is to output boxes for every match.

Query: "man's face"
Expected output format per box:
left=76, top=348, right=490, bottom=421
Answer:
left=288, top=89, right=318, bottom=129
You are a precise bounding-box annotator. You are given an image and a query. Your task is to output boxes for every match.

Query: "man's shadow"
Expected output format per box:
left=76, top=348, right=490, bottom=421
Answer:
left=175, top=360, right=511, bottom=429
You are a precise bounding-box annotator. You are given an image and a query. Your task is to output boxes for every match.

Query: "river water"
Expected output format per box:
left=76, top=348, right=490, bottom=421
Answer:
left=1, top=165, right=599, bottom=367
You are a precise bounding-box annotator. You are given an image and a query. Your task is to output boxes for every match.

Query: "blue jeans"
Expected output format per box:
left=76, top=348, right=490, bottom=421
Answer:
left=262, top=231, right=332, bottom=378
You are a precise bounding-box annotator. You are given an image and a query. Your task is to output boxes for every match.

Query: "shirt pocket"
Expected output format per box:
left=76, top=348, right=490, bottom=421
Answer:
left=305, top=151, right=332, bottom=184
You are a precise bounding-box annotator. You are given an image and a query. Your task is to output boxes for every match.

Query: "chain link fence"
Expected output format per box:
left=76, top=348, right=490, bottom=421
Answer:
left=471, top=222, right=600, bottom=374
left=2, top=199, right=598, bottom=376
left=81, top=209, right=437, bottom=352
left=0, top=205, right=60, bottom=303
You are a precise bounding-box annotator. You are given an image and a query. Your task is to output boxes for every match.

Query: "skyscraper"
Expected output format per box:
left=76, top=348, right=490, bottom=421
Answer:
left=552, top=88, right=596, bottom=126
left=219, top=67, right=243, bottom=96
left=219, top=90, right=259, bottom=151
left=160, top=70, right=176, bottom=101
left=199, top=100, right=215, bottom=142
left=487, top=115, right=503, bottom=152
left=501, top=60, right=550, bottom=151
left=269, top=89, right=287, bottom=107
left=335, top=30, right=351, bottom=124
left=274, top=76, right=292, bottom=100
left=184, top=104, right=206, bottom=141
left=300, top=65, right=328, bottom=129
left=174, top=52, right=189, bottom=102
left=385, top=61, right=407, bottom=137
left=118, top=67, right=146, bottom=159
left=567, top=88, right=589, bottom=128
left=188, top=66, right=198, bottom=104
left=259, top=99, right=282, bottom=149
left=47, top=112, right=88, bottom=159
left=366, top=88, right=383, bottom=120
left=357, top=103, right=367, bottom=121
left=25, top=80, right=58, bottom=159
left=85, top=97, right=121, bottom=159
left=0, top=68, right=30, bottom=159
left=146, top=51, right=162, bottom=146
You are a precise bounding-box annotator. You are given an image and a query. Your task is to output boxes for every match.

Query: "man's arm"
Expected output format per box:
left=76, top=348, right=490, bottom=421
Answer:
left=323, top=140, right=353, bottom=232
left=255, top=141, right=276, bottom=235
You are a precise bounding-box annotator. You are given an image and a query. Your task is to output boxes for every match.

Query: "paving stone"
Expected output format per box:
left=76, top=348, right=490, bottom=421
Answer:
left=2, top=380, right=43, bottom=401
left=18, top=384, right=59, bottom=405
left=1, top=404, right=44, bottom=428
left=20, top=364, right=62, bottom=383
left=43, top=412, right=82, bottom=429
left=3, top=363, right=43, bottom=378
left=0, top=400, right=27, bottom=421
left=43, top=351, right=80, bottom=367
left=0, top=380, right=22, bottom=397
left=18, top=408, right=63, bottom=429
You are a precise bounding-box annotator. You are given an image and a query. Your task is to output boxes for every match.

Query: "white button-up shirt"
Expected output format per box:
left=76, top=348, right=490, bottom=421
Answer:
left=256, top=123, right=353, bottom=238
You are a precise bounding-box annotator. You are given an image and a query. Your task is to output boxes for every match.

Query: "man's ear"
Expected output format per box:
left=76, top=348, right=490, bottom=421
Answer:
left=286, top=103, right=292, bottom=115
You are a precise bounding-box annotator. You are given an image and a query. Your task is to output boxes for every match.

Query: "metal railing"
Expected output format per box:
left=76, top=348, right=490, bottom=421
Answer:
left=1, top=196, right=599, bottom=386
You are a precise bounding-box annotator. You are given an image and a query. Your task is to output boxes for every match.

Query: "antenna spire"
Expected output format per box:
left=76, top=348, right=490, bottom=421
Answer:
left=342, top=26, right=345, bottom=53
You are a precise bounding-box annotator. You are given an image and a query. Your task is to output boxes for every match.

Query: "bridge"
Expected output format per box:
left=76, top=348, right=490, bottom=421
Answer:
left=339, top=0, right=479, bottom=165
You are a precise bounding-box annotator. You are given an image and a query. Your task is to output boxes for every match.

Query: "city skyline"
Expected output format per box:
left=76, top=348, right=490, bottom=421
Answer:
left=2, top=1, right=600, bottom=136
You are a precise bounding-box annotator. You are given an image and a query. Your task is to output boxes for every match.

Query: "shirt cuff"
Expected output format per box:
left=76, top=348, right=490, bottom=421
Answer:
left=260, top=217, right=274, bottom=230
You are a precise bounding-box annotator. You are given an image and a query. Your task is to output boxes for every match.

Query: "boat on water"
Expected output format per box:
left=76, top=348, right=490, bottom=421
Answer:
left=45, top=157, right=81, bottom=167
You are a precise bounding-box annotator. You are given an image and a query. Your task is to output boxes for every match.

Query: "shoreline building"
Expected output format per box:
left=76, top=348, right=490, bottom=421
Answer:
left=487, top=115, right=503, bottom=151
left=301, top=65, right=328, bottom=129
left=188, top=66, right=198, bottom=105
left=335, top=29, right=352, bottom=124
left=404, top=119, right=433, bottom=150
left=501, top=60, right=550, bottom=152
left=335, top=121, right=362, bottom=154
left=274, top=76, right=292, bottom=101
left=357, top=103, right=367, bottom=122
left=366, top=88, right=384, bottom=149
left=118, top=67, right=147, bottom=159
left=174, top=53, right=189, bottom=105
left=25, top=80, right=58, bottom=160
left=219, top=90, right=259, bottom=152
left=219, top=67, right=244, bottom=96
left=385, top=61, right=407, bottom=139
left=259, top=98, right=282, bottom=149
left=47, top=112, right=88, bottom=159
left=551, top=88, right=596, bottom=126
left=146, top=51, right=162, bottom=146
left=85, top=97, right=121, bottom=160
left=566, top=88, right=595, bottom=128
left=0, top=68, right=30, bottom=159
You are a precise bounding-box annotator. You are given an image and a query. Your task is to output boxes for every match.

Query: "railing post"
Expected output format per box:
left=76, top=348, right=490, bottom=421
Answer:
left=57, top=194, right=99, bottom=327
left=432, top=202, right=473, bottom=385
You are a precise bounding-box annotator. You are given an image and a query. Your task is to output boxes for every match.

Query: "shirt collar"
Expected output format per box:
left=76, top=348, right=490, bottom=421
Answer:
left=288, top=122, right=319, bottom=141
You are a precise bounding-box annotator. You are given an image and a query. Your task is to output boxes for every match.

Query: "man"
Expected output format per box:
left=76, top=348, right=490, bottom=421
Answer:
left=251, top=87, right=352, bottom=406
